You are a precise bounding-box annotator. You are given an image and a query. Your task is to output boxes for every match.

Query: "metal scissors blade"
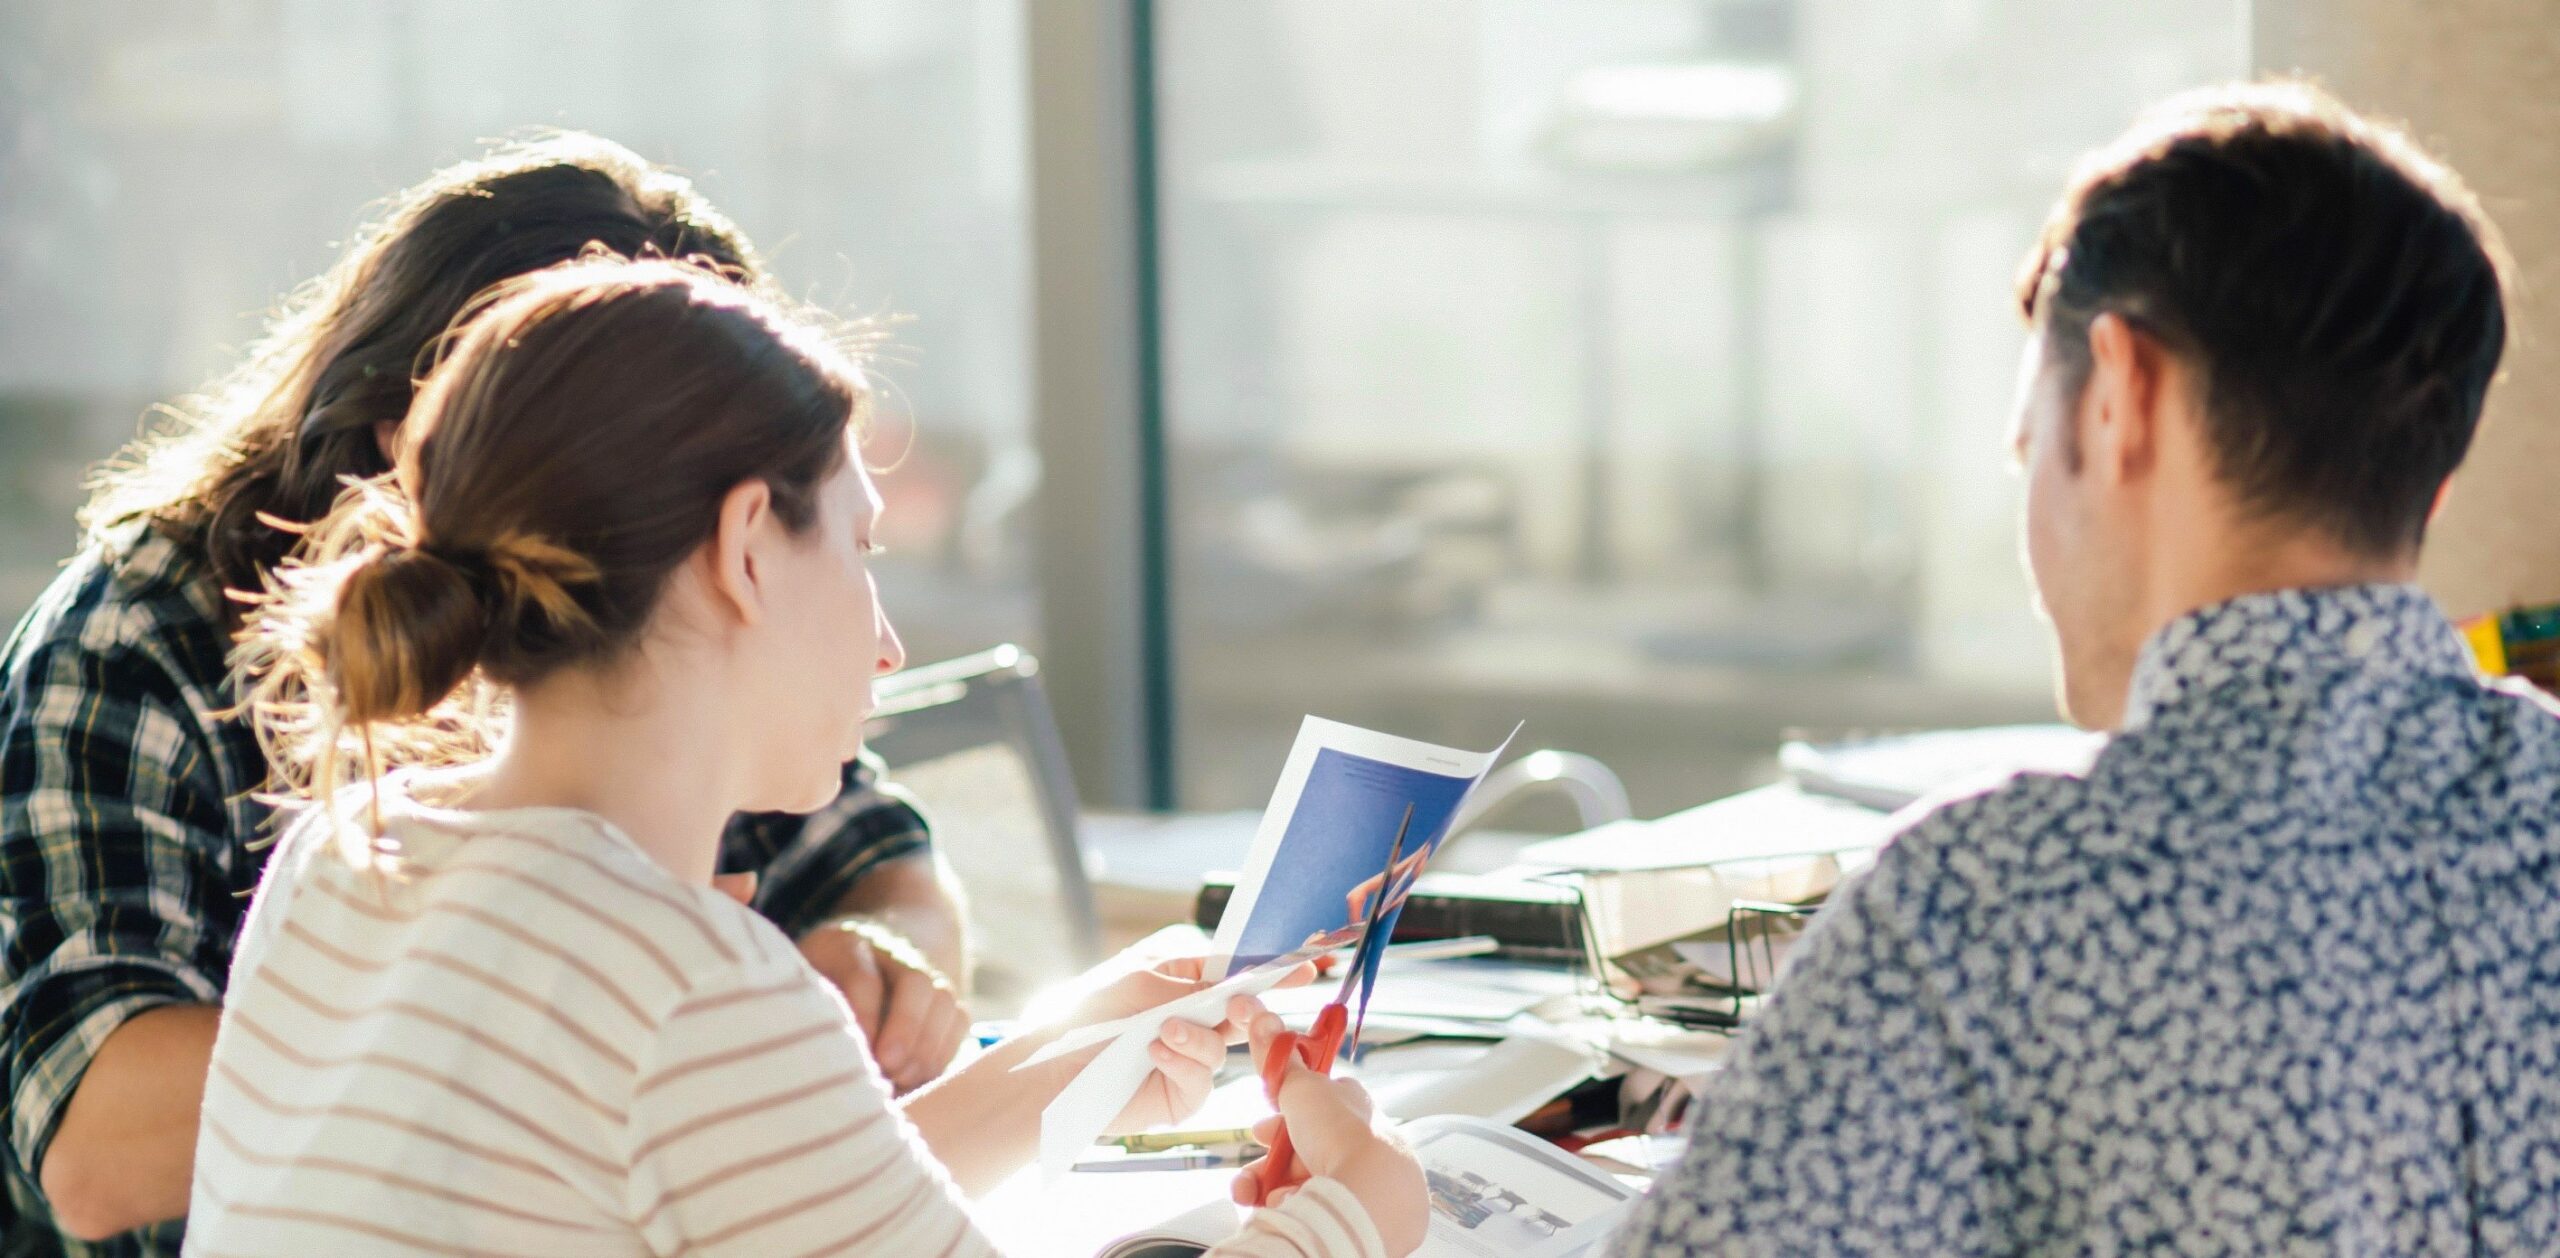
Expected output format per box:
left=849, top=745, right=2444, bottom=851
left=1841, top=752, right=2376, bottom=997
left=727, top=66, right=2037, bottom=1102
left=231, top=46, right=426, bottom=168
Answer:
left=1334, top=803, right=1414, bottom=1002
left=1335, top=802, right=1417, bottom=1049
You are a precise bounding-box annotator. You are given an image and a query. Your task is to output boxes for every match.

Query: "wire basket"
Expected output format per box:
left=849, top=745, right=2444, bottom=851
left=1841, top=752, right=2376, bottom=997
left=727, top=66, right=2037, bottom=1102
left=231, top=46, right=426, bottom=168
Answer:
left=1558, top=867, right=1828, bottom=1031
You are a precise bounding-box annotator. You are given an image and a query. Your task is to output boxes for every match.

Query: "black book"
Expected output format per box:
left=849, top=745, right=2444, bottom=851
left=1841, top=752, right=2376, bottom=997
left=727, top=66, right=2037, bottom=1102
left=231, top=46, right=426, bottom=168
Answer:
left=1195, top=869, right=1584, bottom=962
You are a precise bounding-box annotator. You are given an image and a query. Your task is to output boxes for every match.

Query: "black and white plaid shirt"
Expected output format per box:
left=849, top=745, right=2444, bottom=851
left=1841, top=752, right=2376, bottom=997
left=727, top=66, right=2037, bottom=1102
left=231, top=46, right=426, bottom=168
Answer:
left=0, top=526, right=933, bottom=1257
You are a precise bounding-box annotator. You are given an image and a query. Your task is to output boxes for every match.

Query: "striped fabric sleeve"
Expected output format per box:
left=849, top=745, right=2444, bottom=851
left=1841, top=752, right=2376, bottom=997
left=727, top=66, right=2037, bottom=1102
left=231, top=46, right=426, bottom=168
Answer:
left=718, top=752, right=935, bottom=939
left=0, top=639, right=232, bottom=1187
left=1209, top=1178, right=1391, bottom=1258
left=624, top=958, right=996, bottom=1258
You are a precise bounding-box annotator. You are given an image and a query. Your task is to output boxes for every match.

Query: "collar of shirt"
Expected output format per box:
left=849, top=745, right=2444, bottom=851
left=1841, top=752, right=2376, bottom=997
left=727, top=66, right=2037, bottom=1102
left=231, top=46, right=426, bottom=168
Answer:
left=2120, top=582, right=2475, bottom=730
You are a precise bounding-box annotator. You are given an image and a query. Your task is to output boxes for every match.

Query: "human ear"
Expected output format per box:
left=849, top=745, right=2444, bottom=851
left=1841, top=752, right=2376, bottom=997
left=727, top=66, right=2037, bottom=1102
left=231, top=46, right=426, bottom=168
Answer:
left=706, top=479, right=774, bottom=627
left=2081, top=312, right=2163, bottom=484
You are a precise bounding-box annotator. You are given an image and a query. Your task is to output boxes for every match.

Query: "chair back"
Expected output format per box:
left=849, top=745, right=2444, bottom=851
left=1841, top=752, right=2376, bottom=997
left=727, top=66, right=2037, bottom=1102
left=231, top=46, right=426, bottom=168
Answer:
left=868, top=645, right=1102, bottom=1016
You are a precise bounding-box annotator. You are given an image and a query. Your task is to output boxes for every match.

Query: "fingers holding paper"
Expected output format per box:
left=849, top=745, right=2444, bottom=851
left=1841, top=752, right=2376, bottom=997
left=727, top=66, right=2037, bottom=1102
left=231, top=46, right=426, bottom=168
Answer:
left=1116, top=1016, right=1228, bottom=1133
left=1057, top=925, right=1318, bottom=1032
left=1025, top=945, right=1323, bottom=1180
left=1104, top=992, right=1286, bottom=1135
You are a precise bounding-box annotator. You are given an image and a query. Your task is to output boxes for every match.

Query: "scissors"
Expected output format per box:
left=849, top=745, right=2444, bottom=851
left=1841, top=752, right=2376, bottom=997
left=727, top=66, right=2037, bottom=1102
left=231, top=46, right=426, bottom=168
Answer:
left=1257, top=803, right=1415, bottom=1183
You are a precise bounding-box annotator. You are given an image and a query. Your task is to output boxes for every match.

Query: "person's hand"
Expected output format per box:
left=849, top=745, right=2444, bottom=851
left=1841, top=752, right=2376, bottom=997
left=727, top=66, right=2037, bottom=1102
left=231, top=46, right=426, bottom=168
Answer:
left=1067, top=957, right=1265, bottom=1136
left=1231, top=1005, right=1428, bottom=1256
left=797, top=919, right=969, bottom=1094
left=1103, top=1006, right=1236, bottom=1136
left=1029, top=928, right=1314, bottom=1135
left=1040, top=925, right=1316, bottom=1029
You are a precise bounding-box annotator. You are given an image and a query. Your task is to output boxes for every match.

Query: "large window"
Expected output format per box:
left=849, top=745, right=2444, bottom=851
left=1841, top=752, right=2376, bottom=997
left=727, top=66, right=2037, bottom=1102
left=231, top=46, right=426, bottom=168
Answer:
left=3, top=3, right=2251, bottom=824
left=0, top=0, right=1036, bottom=667
left=1154, top=0, right=2246, bottom=815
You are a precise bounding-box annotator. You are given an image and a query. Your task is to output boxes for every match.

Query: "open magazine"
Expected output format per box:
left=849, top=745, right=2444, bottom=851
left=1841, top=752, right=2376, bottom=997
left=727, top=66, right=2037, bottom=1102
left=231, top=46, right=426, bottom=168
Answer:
left=1095, top=1116, right=1638, bottom=1258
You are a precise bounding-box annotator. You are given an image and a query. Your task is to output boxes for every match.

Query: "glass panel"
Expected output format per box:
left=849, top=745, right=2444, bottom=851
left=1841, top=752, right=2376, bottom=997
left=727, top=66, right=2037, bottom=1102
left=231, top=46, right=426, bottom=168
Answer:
left=0, top=0, right=1036, bottom=668
left=1156, top=0, right=2245, bottom=817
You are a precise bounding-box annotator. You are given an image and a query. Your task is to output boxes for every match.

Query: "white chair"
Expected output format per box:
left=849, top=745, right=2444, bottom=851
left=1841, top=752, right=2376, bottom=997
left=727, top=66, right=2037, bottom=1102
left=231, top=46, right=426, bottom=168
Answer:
left=1446, top=749, right=1633, bottom=840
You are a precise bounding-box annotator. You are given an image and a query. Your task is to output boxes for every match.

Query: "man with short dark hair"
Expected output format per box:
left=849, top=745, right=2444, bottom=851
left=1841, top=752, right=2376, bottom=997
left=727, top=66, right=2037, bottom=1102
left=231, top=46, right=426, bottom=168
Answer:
left=1611, top=82, right=2557, bottom=1254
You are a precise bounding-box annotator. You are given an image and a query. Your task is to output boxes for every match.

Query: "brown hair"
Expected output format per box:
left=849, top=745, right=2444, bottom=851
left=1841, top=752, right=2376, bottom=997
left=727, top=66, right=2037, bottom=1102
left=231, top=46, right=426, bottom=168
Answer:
left=2017, top=81, right=2508, bottom=556
left=83, top=132, right=764, bottom=612
left=236, top=259, right=868, bottom=839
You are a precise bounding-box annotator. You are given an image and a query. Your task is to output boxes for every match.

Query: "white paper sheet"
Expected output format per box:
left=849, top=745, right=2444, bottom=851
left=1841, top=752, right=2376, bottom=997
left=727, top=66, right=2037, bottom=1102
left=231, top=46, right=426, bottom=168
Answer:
left=1021, top=948, right=1318, bottom=1071
left=1357, top=1033, right=1600, bottom=1127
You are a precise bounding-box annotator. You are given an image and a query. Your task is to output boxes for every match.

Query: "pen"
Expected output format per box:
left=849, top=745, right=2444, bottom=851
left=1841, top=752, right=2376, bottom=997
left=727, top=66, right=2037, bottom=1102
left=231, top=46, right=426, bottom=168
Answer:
left=1108, top=1127, right=1258, bottom=1153
left=1072, top=1145, right=1262, bottom=1173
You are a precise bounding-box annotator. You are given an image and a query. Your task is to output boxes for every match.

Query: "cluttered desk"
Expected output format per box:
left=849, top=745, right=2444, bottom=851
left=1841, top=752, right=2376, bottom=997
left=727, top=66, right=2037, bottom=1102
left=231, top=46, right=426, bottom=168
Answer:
left=988, top=717, right=2099, bottom=1257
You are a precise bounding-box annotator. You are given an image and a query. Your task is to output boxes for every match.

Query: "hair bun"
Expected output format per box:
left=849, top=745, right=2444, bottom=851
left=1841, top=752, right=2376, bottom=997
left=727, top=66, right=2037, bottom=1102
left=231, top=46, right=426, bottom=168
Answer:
left=325, top=543, right=491, bottom=725
left=475, top=531, right=602, bottom=627
left=425, top=530, right=605, bottom=661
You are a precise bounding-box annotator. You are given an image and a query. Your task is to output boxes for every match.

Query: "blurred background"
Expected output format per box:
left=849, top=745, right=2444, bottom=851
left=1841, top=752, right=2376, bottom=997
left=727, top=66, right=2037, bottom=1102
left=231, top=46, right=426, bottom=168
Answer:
left=0, top=0, right=2447, bottom=829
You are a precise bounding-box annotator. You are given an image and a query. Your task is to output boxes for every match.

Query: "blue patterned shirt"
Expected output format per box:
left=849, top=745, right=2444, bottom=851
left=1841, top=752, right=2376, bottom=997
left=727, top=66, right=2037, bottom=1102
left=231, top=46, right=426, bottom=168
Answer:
left=1617, top=584, right=2560, bottom=1256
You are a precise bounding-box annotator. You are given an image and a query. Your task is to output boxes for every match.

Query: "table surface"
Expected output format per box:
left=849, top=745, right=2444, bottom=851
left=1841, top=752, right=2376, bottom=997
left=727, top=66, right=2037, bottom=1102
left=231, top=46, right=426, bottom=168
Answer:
left=978, top=1163, right=1240, bottom=1257
left=1013, top=804, right=1779, bottom=1254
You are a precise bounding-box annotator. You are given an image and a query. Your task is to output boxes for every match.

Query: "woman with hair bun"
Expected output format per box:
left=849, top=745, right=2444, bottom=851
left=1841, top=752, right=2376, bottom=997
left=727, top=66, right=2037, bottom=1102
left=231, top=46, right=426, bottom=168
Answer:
left=190, top=259, right=1427, bottom=1257
left=0, top=134, right=968, bottom=1254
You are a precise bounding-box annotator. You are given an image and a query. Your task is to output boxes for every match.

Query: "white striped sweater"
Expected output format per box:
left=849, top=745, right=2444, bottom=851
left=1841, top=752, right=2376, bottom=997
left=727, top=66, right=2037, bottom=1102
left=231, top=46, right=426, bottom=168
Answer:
left=184, top=771, right=1384, bottom=1257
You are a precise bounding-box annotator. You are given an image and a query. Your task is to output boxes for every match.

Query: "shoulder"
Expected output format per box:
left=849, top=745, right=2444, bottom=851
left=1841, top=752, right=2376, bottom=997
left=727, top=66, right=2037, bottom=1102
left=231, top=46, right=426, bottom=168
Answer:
left=620, top=903, right=881, bottom=1146
left=822, top=750, right=929, bottom=829
left=1845, top=766, right=2097, bottom=941
left=3, top=529, right=229, bottom=718
left=0, top=537, right=247, bottom=824
left=2465, top=675, right=2560, bottom=773
left=833, top=749, right=931, bottom=839
left=404, top=808, right=802, bottom=1005
left=718, top=748, right=931, bottom=874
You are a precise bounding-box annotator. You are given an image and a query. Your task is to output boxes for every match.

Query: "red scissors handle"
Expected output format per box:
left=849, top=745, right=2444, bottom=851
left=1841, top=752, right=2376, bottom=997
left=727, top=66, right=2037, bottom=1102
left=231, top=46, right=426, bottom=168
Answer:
left=1256, top=803, right=1413, bottom=1192
left=1255, top=1002, right=1348, bottom=1184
